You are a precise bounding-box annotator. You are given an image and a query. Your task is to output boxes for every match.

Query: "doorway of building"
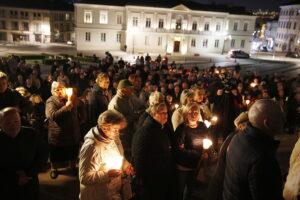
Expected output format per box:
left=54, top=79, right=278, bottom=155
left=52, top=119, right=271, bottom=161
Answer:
left=174, top=41, right=180, bottom=52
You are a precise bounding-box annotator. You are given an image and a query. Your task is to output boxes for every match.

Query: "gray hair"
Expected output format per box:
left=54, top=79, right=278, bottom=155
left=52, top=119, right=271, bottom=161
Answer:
left=98, top=110, right=127, bottom=128
left=51, top=81, right=65, bottom=96
left=149, top=103, right=167, bottom=116
left=149, top=91, right=165, bottom=106
left=180, top=89, right=195, bottom=105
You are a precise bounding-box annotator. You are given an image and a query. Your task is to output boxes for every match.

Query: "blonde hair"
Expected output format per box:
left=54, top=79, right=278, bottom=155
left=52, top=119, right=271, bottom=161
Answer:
left=182, top=102, right=200, bottom=121
left=0, top=71, right=8, bottom=80
left=149, top=103, right=167, bottom=116
left=149, top=91, right=165, bottom=106
left=96, top=73, right=109, bottom=84
left=180, top=89, right=195, bottom=105
left=98, top=110, right=127, bottom=129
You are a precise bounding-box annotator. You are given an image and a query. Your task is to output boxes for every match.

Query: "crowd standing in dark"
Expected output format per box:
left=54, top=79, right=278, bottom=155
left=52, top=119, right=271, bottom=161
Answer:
left=0, top=52, right=300, bottom=200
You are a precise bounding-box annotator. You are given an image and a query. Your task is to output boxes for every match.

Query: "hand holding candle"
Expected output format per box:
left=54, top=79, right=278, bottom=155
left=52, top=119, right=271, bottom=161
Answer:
left=65, top=88, right=73, bottom=97
left=175, top=103, right=179, bottom=109
left=211, top=116, right=218, bottom=125
left=106, top=156, right=123, bottom=170
left=204, top=120, right=211, bottom=128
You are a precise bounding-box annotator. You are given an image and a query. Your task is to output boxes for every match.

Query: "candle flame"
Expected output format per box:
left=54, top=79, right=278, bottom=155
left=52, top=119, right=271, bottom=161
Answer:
left=203, top=138, right=213, bottom=149
left=175, top=104, right=179, bottom=109
left=250, top=83, right=257, bottom=88
left=211, top=116, right=218, bottom=121
left=65, top=88, right=73, bottom=97
left=204, top=120, right=211, bottom=128
left=105, top=156, right=123, bottom=170
left=246, top=100, right=250, bottom=105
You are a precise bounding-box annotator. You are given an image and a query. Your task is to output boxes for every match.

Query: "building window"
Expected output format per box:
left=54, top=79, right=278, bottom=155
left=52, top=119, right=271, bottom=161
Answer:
left=84, top=11, right=92, bottom=23
left=85, top=32, right=91, bottom=41
left=0, top=32, right=7, bottom=41
left=158, top=36, right=162, bottom=46
left=101, top=33, right=106, bottom=42
left=176, top=19, right=182, bottom=30
left=22, top=22, right=29, bottom=31
left=216, top=23, right=220, bottom=31
left=34, top=23, right=41, bottom=32
left=146, top=18, right=151, bottom=28
left=99, top=11, right=108, bottom=24
left=158, top=19, right=164, bottom=29
left=11, top=21, right=18, bottom=30
left=192, top=22, right=197, bottom=30
left=233, top=22, right=238, bottom=31
left=20, top=11, right=28, bottom=19
left=132, top=17, right=138, bottom=27
left=214, top=39, right=219, bottom=48
left=10, top=11, right=18, bottom=19
left=117, top=33, right=121, bottom=43
left=204, top=23, right=209, bottom=31
left=66, top=13, right=70, bottom=21
left=294, top=22, right=297, bottom=30
left=191, top=38, right=196, bottom=47
left=0, top=10, right=5, bottom=18
left=117, top=15, right=122, bottom=24
left=243, top=23, right=248, bottom=31
left=33, top=12, right=41, bottom=20
left=145, top=35, right=149, bottom=45
left=241, top=40, right=245, bottom=48
left=203, top=39, right=208, bottom=47
left=0, top=21, right=6, bottom=29
left=231, top=39, right=235, bottom=47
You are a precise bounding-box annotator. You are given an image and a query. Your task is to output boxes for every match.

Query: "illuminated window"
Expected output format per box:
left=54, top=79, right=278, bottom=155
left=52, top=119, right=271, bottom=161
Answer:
left=99, top=11, right=108, bottom=24
left=133, top=17, right=138, bottom=27
left=84, top=11, right=92, bottom=23
left=66, top=13, right=70, bottom=21
left=176, top=19, right=182, bottom=30
left=158, top=19, right=164, bottom=28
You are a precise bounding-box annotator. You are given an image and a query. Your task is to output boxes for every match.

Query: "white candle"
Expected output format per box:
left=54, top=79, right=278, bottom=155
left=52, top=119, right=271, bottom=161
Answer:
left=211, top=116, right=218, bottom=122
left=175, top=104, right=179, bottom=109
left=250, top=82, right=257, bottom=88
left=105, top=156, right=123, bottom=170
left=204, top=120, right=211, bottom=128
left=246, top=100, right=250, bottom=105
left=203, top=138, right=213, bottom=150
left=65, top=88, right=73, bottom=97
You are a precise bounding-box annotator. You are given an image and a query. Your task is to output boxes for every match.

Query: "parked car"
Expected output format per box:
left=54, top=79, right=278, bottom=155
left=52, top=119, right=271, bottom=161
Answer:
left=228, top=49, right=250, bottom=58
left=285, top=52, right=299, bottom=58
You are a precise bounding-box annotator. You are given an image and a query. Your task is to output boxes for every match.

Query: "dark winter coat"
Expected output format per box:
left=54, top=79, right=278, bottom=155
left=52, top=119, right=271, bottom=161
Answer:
left=88, top=85, right=110, bottom=127
left=0, top=88, right=27, bottom=110
left=0, top=127, right=48, bottom=200
left=45, top=95, right=81, bottom=146
left=222, top=125, right=284, bottom=200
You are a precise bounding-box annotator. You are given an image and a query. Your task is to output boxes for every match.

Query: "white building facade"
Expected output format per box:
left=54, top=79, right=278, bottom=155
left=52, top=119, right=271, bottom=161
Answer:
left=0, top=6, right=74, bottom=44
left=276, top=4, right=300, bottom=52
left=75, top=3, right=256, bottom=55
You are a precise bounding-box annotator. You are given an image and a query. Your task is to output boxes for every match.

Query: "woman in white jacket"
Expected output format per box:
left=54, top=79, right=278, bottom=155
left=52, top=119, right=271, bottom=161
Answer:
left=79, top=110, right=134, bottom=200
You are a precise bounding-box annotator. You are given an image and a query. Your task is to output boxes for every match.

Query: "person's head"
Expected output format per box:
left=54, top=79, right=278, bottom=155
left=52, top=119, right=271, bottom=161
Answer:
left=15, top=87, right=30, bottom=98
left=51, top=81, right=67, bottom=99
left=148, top=91, right=165, bottom=106
left=29, top=94, right=43, bottom=105
left=149, top=103, right=168, bottom=126
left=192, top=86, right=205, bottom=103
left=180, top=89, right=195, bottom=105
left=128, top=74, right=142, bottom=90
left=117, top=79, right=134, bottom=97
left=234, top=112, right=249, bottom=131
left=0, top=71, right=8, bottom=93
left=98, top=110, right=127, bottom=140
left=248, top=99, right=284, bottom=136
left=183, top=102, right=201, bottom=126
left=96, top=73, right=110, bottom=89
left=0, top=107, right=21, bottom=138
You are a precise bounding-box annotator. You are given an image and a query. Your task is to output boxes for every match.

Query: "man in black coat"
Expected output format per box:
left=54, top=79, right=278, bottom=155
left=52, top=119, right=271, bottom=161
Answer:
left=0, top=107, right=48, bottom=200
left=222, top=99, right=284, bottom=200
left=88, top=73, right=110, bottom=128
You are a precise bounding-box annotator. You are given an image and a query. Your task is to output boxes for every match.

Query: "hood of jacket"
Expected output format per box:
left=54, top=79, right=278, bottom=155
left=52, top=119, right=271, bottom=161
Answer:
left=84, top=126, right=112, bottom=145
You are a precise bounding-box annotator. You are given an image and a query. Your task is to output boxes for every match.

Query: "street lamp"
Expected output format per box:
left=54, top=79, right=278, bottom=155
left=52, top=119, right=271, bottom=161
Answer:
left=221, top=35, right=231, bottom=55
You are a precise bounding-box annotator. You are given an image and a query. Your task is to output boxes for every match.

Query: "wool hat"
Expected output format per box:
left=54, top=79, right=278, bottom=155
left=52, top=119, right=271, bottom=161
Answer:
left=117, top=79, right=134, bottom=89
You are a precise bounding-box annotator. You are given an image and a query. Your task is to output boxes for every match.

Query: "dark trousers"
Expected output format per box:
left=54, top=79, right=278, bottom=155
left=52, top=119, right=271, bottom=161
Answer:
left=177, top=169, right=196, bottom=200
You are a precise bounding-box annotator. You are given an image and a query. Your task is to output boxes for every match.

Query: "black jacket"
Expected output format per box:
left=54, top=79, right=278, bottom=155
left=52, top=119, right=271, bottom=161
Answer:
left=132, top=116, right=175, bottom=179
left=222, top=125, right=284, bottom=200
left=0, top=88, right=27, bottom=110
left=0, top=127, right=48, bottom=200
left=88, top=85, right=110, bottom=127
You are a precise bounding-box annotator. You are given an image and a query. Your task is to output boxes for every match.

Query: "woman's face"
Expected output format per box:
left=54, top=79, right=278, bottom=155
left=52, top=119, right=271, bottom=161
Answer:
left=187, top=108, right=200, bottom=124
left=153, top=106, right=168, bottom=126
left=101, top=124, right=122, bottom=140
left=99, top=77, right=110, bottom=89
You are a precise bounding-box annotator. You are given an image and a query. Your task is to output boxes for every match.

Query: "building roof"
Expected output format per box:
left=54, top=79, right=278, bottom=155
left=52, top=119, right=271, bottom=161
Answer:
left=80, top=0, right=252, bottom=15
left=0, top=0, right=74, bottom=11
left=281, top=0, right=300, bottom=6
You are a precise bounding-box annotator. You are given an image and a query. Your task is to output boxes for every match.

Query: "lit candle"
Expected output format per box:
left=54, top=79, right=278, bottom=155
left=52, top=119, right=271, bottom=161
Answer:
left=105, top=156, right=123, bottom=170
left=215, top=70, right=219, bottom=74
left=175, top=104, right=179, bottom=109
left=203, top=138, right=213, bottom=150
left=250, top=82, right=257, bottom=88
left=204, top=120, right=211, bottom=128
left=211, top=116, right=218, bottom=122
left=65, top=88, right=73, bottom=97
left=246, top=100, right=250, bottom=105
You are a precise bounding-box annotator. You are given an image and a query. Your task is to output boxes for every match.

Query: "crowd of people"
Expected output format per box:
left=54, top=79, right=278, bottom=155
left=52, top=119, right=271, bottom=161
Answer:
left=0, top=52, right=300, bottom=200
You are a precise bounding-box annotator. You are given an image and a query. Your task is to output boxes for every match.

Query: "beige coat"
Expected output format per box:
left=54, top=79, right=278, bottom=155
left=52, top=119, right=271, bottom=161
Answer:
left=283, top=138, right=300, bottom=200
left=79, top=127, right=130, bottom=200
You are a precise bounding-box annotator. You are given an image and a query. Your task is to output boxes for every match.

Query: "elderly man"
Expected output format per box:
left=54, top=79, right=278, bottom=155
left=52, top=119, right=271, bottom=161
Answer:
left=108, top=79, right=139, bottom=161
left=222, top=99, right=284, bottom=200
left=0, top=107, right=48, bottom=200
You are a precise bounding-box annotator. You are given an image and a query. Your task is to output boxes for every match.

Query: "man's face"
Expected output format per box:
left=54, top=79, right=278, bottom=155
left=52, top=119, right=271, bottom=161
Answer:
left=153, top=107, right=168, bottom=126
left=0, top=78, right=8, bottom=93
left=1, top=112, right=21, bottom=138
